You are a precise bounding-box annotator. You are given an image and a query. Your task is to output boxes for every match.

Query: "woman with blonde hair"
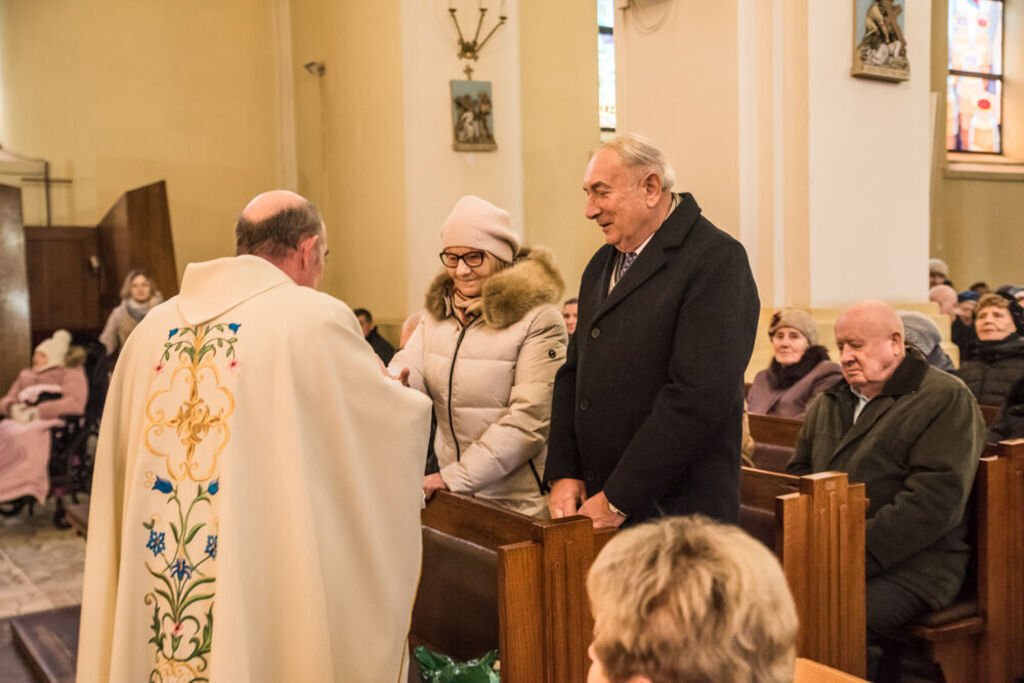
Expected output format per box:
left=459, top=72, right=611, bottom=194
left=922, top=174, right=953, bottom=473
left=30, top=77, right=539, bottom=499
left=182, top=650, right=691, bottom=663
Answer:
left=390, top=195, right=566, bottom=517
left=586, top=515, right=798, bottom=683
left=99, top=268, right=163, bottom=359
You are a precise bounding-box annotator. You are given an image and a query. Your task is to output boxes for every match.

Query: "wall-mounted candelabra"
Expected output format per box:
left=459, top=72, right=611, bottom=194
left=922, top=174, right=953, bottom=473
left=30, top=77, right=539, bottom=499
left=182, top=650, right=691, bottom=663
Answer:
left=449, top=1, right=507, bottom=80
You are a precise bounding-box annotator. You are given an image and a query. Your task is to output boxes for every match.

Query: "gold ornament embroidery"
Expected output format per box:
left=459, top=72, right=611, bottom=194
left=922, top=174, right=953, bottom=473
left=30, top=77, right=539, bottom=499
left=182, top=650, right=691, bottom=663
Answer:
left=144, top=325, right=237, bottom=483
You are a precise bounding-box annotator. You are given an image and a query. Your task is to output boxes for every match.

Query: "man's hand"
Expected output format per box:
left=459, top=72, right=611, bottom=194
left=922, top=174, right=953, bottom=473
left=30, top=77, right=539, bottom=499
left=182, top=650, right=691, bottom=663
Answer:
left=422, top=473, right=448, bottom=500
left=578, top=491, right=627, bottom=529
left=549, top=478, right=586, bottom=518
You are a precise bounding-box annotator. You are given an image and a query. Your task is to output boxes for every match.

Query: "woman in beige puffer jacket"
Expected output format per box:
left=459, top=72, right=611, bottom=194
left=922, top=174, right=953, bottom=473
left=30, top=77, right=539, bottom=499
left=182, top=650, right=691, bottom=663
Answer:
left=389, top=196, right=567, bottom=517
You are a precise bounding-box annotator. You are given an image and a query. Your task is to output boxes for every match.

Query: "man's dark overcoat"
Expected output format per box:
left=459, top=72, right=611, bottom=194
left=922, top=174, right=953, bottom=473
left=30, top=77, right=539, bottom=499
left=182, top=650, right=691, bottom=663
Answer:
left=545, top=193, right=759, bottom=523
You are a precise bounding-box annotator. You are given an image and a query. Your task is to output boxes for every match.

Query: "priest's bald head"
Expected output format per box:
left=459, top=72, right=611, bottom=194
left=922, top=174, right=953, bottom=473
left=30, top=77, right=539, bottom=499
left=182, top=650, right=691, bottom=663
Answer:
left=235, top=190, right=328, bottom=289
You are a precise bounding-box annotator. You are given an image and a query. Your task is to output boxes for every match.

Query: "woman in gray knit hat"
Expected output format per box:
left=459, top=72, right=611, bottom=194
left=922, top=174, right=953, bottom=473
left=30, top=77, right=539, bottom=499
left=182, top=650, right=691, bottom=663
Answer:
left=747, top=309, right=842, bottom=419
left=389, top=195, right=567, bottom=517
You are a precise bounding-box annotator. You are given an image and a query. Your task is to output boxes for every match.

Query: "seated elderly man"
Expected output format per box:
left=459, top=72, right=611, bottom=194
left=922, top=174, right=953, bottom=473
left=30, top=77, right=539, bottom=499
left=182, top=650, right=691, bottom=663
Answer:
left=586, top=516, right=798, bottom=683
left=786, top=301, right=984, bottom=647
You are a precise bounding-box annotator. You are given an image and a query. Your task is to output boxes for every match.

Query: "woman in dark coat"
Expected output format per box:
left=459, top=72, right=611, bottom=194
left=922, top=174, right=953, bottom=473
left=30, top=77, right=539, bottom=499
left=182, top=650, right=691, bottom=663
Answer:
left=747, top=309, right=841, bottom=419
left=957, top=293, right=1024, bottom=407
left=988, top=375, right=1024, bottom=442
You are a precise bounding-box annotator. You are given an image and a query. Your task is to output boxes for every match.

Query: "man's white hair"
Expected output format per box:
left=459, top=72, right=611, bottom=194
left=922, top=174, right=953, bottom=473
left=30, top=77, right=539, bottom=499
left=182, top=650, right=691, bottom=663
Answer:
left=602, top=133, right=676, bottom=192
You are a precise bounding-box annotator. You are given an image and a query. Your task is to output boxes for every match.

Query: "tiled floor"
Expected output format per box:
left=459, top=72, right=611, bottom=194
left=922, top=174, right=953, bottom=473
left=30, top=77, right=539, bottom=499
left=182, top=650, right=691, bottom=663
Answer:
left=0, top=498, right=87, bottom=620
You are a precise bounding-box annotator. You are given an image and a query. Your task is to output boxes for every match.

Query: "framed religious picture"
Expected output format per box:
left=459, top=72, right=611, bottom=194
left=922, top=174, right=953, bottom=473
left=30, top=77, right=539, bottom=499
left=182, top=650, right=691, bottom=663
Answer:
left=450, top=80, right=497, bottom=152
left=851, top=0, right=910, bottom=81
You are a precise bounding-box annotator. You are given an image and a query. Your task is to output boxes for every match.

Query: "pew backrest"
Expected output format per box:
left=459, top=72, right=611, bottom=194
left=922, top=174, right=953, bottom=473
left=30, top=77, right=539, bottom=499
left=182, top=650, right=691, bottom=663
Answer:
left=748, top=414, right=802, bottom=472
left=740, top=467, right=867, bottom=678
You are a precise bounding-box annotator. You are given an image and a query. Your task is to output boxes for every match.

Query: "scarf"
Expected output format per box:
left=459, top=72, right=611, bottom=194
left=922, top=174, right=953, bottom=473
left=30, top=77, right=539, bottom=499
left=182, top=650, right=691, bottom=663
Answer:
left=451, top=289, right=483, bottom=326
left=766, top=345, right=832, bottom=390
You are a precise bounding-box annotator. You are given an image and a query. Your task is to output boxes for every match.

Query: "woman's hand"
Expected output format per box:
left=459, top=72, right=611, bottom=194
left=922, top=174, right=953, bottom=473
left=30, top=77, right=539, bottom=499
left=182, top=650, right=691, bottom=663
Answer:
left=422, top=473, right=448, bottom=501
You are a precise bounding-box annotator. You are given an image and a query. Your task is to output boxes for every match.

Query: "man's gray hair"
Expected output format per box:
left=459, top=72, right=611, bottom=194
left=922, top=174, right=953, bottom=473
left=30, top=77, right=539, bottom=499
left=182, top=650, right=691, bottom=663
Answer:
left=235, top=202, right=324, bottom=259
left=602, top=133, right=676, bottom=192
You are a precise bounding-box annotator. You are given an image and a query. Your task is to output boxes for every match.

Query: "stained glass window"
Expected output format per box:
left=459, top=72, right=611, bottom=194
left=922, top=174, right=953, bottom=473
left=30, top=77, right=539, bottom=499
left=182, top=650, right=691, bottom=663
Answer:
left=947, top=0, right=1004, bottom=153
left=598, top=0, right=616, bottom=132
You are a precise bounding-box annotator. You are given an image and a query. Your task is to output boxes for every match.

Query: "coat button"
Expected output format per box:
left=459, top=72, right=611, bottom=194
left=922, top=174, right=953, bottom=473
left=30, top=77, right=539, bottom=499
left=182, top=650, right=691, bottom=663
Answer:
left=591, top=327, right=600, bottom=339
left=547, top=349, right=556, bottom=359
left=580, top=398, right=590, bottom=411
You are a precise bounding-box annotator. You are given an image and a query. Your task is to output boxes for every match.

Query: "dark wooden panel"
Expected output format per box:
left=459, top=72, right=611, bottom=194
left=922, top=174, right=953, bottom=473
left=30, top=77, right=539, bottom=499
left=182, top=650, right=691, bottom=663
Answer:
left=0, top=184, right=31, bottom=390
left=24, top=226, right=102, bottom=341
left=96, top=180, right=178, bottom=308
left=10, top=605, right=80, bottom=683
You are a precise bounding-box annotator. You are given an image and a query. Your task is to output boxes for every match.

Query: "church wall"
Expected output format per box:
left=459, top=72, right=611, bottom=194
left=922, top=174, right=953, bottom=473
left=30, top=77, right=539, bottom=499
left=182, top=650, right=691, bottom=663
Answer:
left=399, top=0, right=524, bottom=320
left=929, top=0, right=1024, bottom=290
left=289, top=0, right=410, bottom=321
left=614, top=1, right=741, bottom=243
left=0, top=0, right=285, bottom=281
left=806, top=0, right=932, bottom=307
left=519, top=0, right=605, bottom=301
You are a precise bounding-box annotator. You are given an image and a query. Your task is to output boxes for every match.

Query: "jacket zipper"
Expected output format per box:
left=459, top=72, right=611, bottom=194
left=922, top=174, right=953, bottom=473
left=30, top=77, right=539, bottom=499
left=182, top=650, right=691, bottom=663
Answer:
left=448, top=322, right=469, bottom=461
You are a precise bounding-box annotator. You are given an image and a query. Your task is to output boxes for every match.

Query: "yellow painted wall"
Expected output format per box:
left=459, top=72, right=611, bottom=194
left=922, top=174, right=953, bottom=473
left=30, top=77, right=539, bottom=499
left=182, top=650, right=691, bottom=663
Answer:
left=519, top=0, right=604, bottom=298
left=930, top=0, right=1024, bottom=289
left=0, top=0, right=285, bottom=282
left=289, top=0, right=408, bottom=319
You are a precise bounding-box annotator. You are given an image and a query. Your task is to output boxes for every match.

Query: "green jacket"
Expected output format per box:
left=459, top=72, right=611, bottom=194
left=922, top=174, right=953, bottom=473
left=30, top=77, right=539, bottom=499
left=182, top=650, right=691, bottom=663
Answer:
left=787, top=348, right=985, bottom=609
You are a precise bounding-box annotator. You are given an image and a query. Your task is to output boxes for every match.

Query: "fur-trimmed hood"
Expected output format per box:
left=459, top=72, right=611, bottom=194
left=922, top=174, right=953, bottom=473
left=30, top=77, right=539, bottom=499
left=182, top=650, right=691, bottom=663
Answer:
left=425, top=246, right=565, bottom=329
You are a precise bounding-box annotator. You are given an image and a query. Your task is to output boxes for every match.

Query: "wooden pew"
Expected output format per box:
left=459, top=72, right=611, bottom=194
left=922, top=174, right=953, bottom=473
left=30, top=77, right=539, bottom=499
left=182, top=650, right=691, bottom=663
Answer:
left=979, top=403, right=1001, bottom=427
left=901, top=439, right=1024, bottom=682
left=413, top=491, right=611, bottom=682
left=740, top=467, right=867, bottom=677
left=418, top=470, right=868, bottom=680
left=747, top=413, right=801, bottom=472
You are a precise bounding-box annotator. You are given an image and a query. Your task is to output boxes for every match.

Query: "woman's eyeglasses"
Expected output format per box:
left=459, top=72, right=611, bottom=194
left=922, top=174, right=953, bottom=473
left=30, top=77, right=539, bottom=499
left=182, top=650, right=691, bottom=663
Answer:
left=439, top=251, right=485, bottom=268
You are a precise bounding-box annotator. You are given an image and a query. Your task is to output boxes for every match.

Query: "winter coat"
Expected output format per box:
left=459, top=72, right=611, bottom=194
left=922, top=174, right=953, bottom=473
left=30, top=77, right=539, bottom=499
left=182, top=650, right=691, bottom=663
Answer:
left=988, top=376, right=1024, bottom=442
left=390, top=247, right=567, bottom=517
left=547, top=193, right=759, bottom=524
left=957, top=333, right=1024, bottom=407
left=0, top=365, right=87, bottom=419
left=365, top=327, right=395, bottom=365
left=747, top=346, right=842, bottom=419
left=99, top=295, right=163, bottom=357
left=787, top=349, right=985, bottom=610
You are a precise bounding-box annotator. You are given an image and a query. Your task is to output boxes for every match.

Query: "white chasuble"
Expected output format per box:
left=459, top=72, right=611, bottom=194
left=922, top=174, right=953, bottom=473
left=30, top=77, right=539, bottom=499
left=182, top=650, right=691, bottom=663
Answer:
left=78, top=256, right=432, bottom=682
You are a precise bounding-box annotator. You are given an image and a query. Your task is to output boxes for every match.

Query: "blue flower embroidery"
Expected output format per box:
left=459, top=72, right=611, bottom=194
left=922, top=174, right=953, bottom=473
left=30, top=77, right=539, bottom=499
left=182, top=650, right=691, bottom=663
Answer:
left=168, top=328, right=179, bottom=339
left=170, top=558, right=193, bottom=581
left=228, top=323, right=241, bottom=334
left=152, top=476, right=173, bottom=494
left=205, top=535, right=218, bottom=559
left=207, top=479, right=219, bottom=496
left=146, top=530, right=166, bottom=556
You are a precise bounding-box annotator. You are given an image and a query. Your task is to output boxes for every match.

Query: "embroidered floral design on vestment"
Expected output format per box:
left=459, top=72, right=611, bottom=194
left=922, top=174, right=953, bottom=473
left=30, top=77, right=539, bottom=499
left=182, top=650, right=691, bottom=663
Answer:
left=140, top=323, right=239, bottom=681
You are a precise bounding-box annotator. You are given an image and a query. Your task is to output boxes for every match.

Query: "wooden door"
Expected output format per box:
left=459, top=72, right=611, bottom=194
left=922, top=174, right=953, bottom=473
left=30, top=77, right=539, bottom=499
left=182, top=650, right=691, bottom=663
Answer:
left=96, top=180, right=178, bottom=308
left=23, top=226, right=102, bottom=343
left=0, top=184, right=31, bottom=389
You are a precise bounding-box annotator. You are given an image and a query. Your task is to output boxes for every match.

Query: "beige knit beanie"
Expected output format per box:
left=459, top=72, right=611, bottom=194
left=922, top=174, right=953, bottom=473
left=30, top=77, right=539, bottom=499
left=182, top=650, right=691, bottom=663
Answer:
left=767, top=309, right=819, bottom=347
left=440, top=195, right=521, bottom=263
left=35, top=329, right=72, bottom=371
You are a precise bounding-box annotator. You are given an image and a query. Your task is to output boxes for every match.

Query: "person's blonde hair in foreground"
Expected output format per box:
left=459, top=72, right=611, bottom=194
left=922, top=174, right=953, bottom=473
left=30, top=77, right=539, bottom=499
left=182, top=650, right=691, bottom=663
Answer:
left=586, top=516, right=798, bottom=683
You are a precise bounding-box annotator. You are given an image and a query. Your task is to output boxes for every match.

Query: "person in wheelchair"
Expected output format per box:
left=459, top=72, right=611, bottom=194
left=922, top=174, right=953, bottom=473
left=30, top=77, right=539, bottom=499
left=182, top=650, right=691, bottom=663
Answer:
left=0, top=329, right=87, bottom=511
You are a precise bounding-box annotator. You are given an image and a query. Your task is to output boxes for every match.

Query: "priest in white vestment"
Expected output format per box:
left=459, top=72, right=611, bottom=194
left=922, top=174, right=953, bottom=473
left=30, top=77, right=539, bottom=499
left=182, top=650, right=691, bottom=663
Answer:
left=78, top=191, right=432, bottom=682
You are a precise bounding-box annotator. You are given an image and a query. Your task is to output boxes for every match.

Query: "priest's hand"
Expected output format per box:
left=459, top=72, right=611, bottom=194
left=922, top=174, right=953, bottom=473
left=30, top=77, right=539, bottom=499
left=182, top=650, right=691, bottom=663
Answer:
left=422, top=473, right=448, bottom=500
left=549, top=478, right=586, bottom=519
left=578, top=491, right=627, bottom=529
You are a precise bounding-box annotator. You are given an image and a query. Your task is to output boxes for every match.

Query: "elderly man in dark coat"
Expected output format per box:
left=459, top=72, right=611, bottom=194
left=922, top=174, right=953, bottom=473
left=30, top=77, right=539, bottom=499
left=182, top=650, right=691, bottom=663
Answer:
left=545, top=134, right=759, bottom=528
left=786, top=301, right=985, bottom=649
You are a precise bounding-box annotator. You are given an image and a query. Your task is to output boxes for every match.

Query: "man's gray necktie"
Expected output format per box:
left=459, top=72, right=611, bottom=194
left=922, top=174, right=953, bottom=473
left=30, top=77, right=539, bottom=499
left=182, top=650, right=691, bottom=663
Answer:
left=618, top=251, right=638, bottom=279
